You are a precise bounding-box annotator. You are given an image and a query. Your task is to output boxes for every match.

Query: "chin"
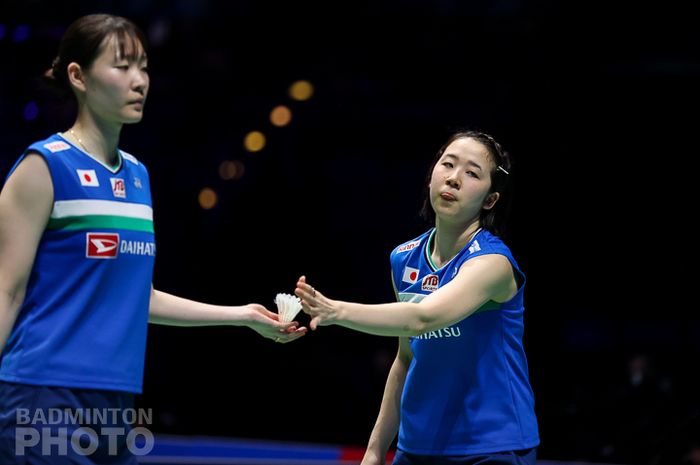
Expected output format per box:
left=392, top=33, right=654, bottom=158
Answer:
left=123, top=113, right=144, bottom=124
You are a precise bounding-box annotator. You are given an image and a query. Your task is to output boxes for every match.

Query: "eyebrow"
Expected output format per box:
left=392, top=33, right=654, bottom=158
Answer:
left=113, top=53, right=148, bottom=63
left=443, top=153, right=483, bottom=171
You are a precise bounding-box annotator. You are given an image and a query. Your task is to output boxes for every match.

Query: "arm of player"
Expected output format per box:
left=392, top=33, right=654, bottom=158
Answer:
left=361, top=336, right=412, bottom=465
left=295, top=254, right=516, bottom=337
left=148, top=287, right=307, bottom=343
left=0, top=154, right=53, bottom=353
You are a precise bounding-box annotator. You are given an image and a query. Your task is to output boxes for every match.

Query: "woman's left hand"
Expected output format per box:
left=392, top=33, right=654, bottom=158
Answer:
left=295, top=276, right=338, bottom=330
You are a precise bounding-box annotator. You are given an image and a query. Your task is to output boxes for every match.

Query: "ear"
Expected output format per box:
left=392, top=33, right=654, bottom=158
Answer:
left=66, top=62, right=87, bottom=93
left=482, top=192, right=500, bottom=210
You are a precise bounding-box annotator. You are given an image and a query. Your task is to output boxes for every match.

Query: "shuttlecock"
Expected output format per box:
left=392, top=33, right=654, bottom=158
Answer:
left=274, top=293, right=302, bottom=323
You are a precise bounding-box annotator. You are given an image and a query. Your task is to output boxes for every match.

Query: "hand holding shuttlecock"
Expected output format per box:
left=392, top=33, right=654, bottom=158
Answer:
left=274, top=293, right=303, bottom=324
left=266, top=293, right=306, bottom=344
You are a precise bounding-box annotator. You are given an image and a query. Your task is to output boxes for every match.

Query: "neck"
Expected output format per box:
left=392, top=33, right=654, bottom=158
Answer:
left=431, top=217, right=481, bottom=268
left=69, top=111, right=123, bottom=166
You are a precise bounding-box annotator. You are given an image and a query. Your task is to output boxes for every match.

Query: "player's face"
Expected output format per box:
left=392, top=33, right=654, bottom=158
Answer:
left=429, top=137, right=498, bottom=225
left=82, top=35, right=149, bottom=125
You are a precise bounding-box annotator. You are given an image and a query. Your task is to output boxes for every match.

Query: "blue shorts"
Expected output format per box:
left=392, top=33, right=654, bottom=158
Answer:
left=0, top=381, right=139, bottom=464
left=392, top=448, right=537, bottom=465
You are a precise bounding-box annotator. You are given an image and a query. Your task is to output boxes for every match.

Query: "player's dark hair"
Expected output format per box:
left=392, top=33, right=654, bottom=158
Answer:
left=43, top=14, right=148, bottom=99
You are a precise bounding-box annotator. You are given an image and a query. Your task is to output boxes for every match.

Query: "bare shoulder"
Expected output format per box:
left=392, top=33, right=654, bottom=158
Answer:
left=1, top=152, right=53, bottom=203
left=460, top=253, right=513, bottom=273
left=458, top=254, right=517, bottom=302
left=0, top=152, right=53, bottom=292
left=0, top=152, right=53, bottom=224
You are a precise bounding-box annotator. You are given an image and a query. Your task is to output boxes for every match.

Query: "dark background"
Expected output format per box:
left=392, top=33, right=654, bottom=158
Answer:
left=1, top=1, right=697, bottom=464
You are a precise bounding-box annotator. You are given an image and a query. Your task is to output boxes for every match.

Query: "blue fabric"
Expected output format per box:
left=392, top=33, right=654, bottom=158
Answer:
left=392, top=447, right=537, bottom=465
left=0, top=133, right=155, bottom=393
left=390, top=229, right=539, bottom=454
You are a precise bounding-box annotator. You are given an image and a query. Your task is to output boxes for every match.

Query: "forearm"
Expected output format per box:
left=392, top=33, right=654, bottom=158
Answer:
left=148, top=289, right=253, bottom=327
left=364, top=354, right=408, bottom=463
left=334, top=301, right=428, bottom=337
left=0, top=290, right=23, bottom=352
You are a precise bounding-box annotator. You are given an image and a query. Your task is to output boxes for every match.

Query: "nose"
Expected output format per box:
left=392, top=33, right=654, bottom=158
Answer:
left=445, top=171, right=460, bottom=189
left=132, top=70, right=148, bottom=95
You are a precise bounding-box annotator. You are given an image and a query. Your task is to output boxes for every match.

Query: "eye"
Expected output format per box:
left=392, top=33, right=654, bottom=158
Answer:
left=114, top=65, right=129, bottom=70
left=442, top=161, right=454, bottom=168
left=466, top=171, right=479, bottom=178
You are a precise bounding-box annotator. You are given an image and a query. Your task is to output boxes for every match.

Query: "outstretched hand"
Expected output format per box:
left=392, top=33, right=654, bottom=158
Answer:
left=247, top=304, right=307, bottom=343
left=294, top=276, right=338, bottom=330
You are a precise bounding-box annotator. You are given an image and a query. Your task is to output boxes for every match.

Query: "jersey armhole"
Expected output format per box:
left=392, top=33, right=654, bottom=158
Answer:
left=5, top=150, right=56, bottom=216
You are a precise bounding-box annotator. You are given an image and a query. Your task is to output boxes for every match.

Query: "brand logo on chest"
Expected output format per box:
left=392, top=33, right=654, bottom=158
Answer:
left=421, top=274, right=439, bottom=292
left=85, top=233, right=156, bottom=259
left=86, top=233, right=120, bottom=258
left=110, top=178, right=126, bottom=198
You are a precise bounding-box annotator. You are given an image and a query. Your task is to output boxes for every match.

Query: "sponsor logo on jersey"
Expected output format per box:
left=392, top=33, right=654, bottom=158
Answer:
left=133, top=177, right=142, bottom=189
left=86, top=234, right=156, bottom=258
left=413, top=326, right=462, bottom=340
left=397, top=240, right=420, bottom=253
left=421, top=274, right=439, bottom=292
left=468, top=240, right=481, bottom=254
left=77, top=169, right=99, bottom=187
left=43, top=141, right=70, bottom=153
left=110, top=178, right=126, bottom=198
left=402, top=266, right=419, bottom=284
left=121, top=152, right=139, bottom=165
left=86, top=233, right=119, bottom=258
left=120, top=240, right=156, bottom=256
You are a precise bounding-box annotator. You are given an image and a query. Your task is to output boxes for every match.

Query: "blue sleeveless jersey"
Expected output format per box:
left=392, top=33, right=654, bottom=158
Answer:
left=0, top=133, right=155, bottom=393
left=390, top=228, right=539, bottom=454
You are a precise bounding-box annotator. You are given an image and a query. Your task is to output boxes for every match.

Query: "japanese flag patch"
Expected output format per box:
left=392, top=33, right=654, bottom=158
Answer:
left=402, top=266, right=420, bottom=284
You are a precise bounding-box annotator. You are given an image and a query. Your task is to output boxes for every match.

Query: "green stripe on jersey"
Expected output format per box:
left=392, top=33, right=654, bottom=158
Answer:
left=47, top=215, right=154, bottom=233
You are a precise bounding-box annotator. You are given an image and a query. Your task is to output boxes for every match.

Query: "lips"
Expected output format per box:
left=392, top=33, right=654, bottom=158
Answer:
left=440, top=192, right=457, bottom=201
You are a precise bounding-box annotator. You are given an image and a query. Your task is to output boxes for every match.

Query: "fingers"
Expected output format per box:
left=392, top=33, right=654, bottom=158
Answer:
left=261, top=308, right=279, bottom=320
left=249, top=303, right=280, bottom=321
left=310, top=316, right=321, bottom=331
left=295, top=276, right=312, bottom=292
left=295, top=282, right=317, bottom=303
left=297, top=276, right=316, bottom=296
left=273, top=326, right=308, bottom=343
left=273, top=320, right=299, bottom=331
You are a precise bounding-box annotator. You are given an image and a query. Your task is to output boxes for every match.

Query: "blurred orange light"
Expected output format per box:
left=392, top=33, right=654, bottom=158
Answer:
left=289, top=80, right=314, bottom=101
left=219, top=160, right=245, bottom=180
left=198, top=188, right=218, bottom=210
left=244, top=131, right=266, bottom=152
left=270, top=105, right=292, bottom=127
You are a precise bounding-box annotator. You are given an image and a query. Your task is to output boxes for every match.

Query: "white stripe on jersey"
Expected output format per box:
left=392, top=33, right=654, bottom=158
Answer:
left=51, top=199, right=153, bottom=220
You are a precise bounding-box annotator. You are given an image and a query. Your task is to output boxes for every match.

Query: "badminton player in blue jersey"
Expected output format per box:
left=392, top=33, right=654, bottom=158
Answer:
left=296, top=131, right=538, bottom=464
left=0, top=14, right=305, bottom=464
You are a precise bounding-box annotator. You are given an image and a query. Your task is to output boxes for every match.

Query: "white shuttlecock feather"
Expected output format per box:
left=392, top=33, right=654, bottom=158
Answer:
left=274, top=293, right=302, bottom=323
